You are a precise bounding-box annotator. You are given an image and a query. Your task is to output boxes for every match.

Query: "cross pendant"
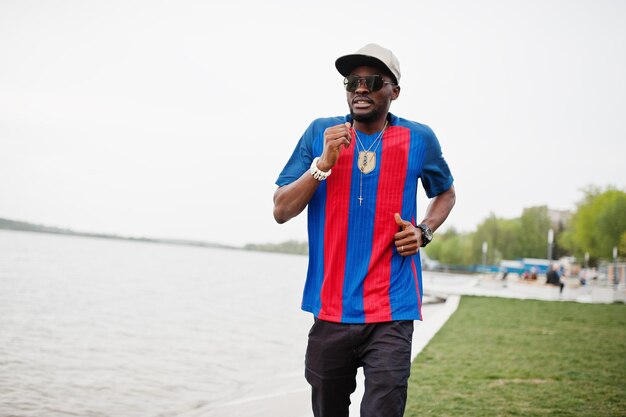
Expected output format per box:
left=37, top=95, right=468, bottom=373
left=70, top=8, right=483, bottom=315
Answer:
left=358, top=196, right=363, bottom=206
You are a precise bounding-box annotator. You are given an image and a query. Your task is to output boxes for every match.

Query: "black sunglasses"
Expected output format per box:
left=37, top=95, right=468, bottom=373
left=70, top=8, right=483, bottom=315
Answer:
left=343, top=75, right=395, bottom=92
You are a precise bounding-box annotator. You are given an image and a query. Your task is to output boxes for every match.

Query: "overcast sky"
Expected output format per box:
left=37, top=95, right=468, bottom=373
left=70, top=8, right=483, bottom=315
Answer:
left=1, top=0, right=625, bottom=246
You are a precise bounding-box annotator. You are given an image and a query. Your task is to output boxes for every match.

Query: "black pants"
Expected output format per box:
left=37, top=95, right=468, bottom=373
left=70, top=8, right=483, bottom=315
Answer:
left=548, top=282, right=564, bottom=293
left=305, top=319, right=414, bottom=417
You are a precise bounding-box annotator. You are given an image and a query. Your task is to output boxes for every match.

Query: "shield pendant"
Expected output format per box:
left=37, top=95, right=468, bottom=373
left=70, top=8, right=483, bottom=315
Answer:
left=358, top=151, right=376, bottom=174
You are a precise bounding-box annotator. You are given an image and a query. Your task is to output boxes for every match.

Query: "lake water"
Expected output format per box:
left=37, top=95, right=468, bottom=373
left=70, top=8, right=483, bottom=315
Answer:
left=0, top=230, right=313, bottom=417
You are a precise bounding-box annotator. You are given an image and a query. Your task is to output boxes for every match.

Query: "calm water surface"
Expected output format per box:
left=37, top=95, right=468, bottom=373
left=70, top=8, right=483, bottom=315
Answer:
left=0, top=230, right=312, bottom=417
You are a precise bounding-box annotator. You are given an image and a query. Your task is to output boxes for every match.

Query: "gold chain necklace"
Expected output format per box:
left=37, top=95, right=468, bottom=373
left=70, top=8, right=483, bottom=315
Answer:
left=353, top=120, right=388, bottom=206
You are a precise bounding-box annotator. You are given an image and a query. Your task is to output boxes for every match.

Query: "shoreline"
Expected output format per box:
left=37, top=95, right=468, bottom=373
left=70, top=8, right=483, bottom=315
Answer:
left=182, top=298, right=461, bottom=417
left=182, top=271, right=626, bottom=417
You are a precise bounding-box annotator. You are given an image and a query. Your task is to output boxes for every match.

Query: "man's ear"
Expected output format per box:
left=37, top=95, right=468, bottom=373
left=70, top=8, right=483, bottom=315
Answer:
left=391, top=85, right=401, bottom=101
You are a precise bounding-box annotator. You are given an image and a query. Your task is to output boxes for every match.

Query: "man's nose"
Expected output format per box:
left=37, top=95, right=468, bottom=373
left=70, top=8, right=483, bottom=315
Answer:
left=354, top=78, right=370, bottom=93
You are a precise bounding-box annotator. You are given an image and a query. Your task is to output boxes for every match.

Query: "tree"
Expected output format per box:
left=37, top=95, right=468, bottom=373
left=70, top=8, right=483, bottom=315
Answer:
left=439, top=232, right=474, bottom=266
left=429, top=206, right=565, bottom=267
left=472, top=213, right=521, bottom=264
left=425, top=228, right=474, bottom=266
left=517, top=206, right=551, bottom=259
left=559, top=186, right=626, bottom=261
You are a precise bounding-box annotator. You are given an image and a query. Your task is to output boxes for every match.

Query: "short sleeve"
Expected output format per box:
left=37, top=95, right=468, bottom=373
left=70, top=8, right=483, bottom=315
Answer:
left=275, top=117, right=346, bottom=187
left=420, top=127, right=454, bottom=198
left=275, top=123, right=315, bottom=187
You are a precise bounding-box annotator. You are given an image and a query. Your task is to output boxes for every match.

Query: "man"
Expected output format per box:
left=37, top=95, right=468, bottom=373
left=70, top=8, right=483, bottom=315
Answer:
left=273, top=44, right=456, bottom=417
left=546, top=263, right=564, bottom=294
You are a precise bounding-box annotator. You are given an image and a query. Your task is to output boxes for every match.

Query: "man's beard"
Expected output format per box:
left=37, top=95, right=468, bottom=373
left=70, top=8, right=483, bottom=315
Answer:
left=350, top=107, right=381, bottom=123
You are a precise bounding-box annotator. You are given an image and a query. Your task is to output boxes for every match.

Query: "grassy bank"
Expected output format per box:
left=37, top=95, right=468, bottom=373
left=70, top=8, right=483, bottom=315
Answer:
left=406, top=296, right=626, bottom=417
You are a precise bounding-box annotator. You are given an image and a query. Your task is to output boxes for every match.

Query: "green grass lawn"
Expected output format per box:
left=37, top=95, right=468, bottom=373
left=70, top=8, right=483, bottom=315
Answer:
left=405, top=296, right=626, bottom=417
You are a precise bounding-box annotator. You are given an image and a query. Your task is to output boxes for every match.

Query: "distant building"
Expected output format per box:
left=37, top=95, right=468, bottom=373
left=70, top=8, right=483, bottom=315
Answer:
left=547, top=209, right=571, bottom=230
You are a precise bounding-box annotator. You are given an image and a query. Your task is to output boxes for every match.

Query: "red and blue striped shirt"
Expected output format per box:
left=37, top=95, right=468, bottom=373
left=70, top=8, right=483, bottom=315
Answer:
left=276, top=113, right=453, bottom=323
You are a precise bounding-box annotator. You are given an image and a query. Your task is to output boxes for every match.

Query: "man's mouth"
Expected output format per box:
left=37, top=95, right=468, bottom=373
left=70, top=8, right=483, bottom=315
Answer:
left=352, top=97, right=373, bottom=109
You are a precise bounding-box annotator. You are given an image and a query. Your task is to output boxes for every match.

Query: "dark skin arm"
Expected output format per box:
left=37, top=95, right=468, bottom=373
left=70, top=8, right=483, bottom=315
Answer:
left=273, top=122, right=352, bottom=224
left=394, top=185, right=456, bottom=257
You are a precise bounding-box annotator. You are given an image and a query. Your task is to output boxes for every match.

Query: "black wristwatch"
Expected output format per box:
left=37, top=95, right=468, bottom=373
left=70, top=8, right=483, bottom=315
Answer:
left=417, top=223, right=433, bottom=247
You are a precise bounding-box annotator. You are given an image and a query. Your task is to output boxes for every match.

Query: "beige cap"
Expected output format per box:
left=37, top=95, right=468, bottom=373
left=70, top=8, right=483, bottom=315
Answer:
left=335, top=43, right=401, bottom=84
